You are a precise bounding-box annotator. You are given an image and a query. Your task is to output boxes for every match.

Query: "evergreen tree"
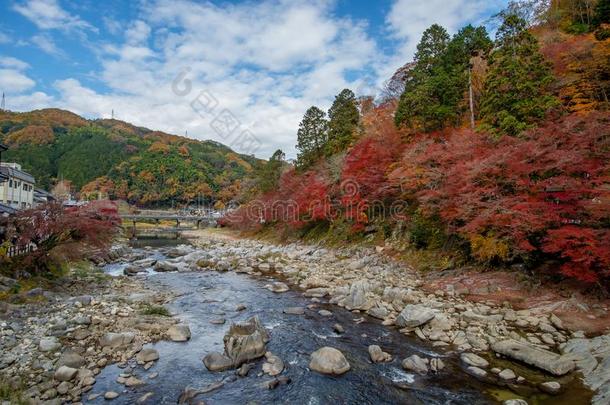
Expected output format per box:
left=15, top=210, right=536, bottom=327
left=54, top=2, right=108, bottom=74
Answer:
left=257, top=149, right=285, bottom=193
left=394, top=24, right=492, bottom=132
left=480, top=14, right=558, bottom=136
left=593, top=0, right=610, bottom=25
left=325, top=89, right=359, bottom=155
left=394, top=24, right=450, bottom=130
left=296, top=106, right=328, bottom=169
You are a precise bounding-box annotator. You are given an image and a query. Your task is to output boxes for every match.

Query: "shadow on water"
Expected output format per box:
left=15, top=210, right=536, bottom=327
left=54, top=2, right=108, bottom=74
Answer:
left=91, top=241, right=593, bottom=405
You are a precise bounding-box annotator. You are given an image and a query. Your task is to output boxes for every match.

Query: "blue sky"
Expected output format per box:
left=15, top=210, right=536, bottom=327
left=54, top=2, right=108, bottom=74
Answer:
left=0, top=0, right=508, bottom=157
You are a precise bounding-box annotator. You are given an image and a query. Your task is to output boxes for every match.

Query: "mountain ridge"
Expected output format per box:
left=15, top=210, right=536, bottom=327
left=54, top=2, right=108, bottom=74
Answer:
left=0, top=108, right=260, bottom=207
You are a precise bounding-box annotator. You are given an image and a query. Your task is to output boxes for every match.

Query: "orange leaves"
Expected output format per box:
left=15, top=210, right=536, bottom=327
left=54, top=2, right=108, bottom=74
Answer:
left=147, top=141, right=171, bottom=154
left=4, top=125, right=54, bottom=146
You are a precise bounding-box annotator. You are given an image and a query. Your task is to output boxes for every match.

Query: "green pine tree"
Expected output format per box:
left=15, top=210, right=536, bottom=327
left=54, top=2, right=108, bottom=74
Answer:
left=257, top=149, right=285, bottom=193
left=296, top=106, right=328, bottom=170
left=325, top=89, right=360, bottom=155
left=480, top=14, right=558, bottom=136
left=394, top=24, right=492, bottom=132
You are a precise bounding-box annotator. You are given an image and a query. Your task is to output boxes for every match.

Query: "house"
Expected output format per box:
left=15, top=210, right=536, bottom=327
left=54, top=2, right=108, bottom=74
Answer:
left=34, top=187, right=56, bottom=206
left=0, top=162, right=36, bottom=210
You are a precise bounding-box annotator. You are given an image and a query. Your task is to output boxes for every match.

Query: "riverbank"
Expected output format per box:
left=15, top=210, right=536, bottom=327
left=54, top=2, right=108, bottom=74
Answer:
left=0, top=249, right=180, bottom=404
left=1, top=229, right=608, bottom=404
left=183, top=228, right=609, bottom=404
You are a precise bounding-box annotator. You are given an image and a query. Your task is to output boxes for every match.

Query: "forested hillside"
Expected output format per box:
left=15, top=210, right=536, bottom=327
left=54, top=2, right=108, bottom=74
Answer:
left=224, top=1, right=610, bottom=288
left=0, top=109, right=259, bottom=207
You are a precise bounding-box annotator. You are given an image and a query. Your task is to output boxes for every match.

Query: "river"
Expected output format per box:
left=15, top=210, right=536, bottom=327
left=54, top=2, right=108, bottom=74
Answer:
left=88, top=238, right=592, bottom=405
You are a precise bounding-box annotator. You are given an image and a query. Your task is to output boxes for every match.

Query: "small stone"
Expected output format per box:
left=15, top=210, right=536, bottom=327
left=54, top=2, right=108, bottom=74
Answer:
left=283, top=307, right=305, bottom=315
left=368, top=345, right=392, bottom=363
left=136, top=348, right=159, bottom=363
left=539, top=381, right=561, bottom=394
left=236, top=304, right=247, bottom=311
left=262, top=352, right=284, bottom=376
left=502, top=400, right=528, bottom=405
left=465, top=366, right=488, bottom=379
left=54, top=366, right=78, bottom=382
left=318, top=309, right=333, bottom=317
left=210, top=318, right=226, bottom=325
left=460, top=353, right=489, bottom=368
left=333, top=324, right=344, bottom=334
left=125, top=376, right=145, bottom=387
left=401, top=354, right=429, bottom=374
left=56, top=381, right=70, bottom=395
left=39, top=337, right=61, bottom=353
left=104, top=391, right=119, bottom=400
left=498, top=369, right=516, bottom=380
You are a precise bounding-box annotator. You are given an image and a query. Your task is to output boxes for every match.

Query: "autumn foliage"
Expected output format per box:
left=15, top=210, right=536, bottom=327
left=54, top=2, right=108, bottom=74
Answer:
left=0, top=201, right=119, bottom=276
left=224, top=105, right=610, bottom=285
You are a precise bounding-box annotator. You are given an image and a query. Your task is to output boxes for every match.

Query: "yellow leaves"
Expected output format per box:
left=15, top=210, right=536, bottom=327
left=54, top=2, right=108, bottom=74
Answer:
left=469, top=234, right=510, bottom=263
left=147, top=141, right=170, bottom=154
left=226, top=152, right=252, bottom=171
left=4, top=125, right=55, bottom=146
left=139, top=170, right=155, bottom=183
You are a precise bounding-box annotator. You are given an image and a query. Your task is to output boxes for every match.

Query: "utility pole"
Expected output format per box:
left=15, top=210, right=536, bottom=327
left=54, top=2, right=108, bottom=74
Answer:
left=1, top=92, right=5, bottom=111
left=111, top=109, right=114, bottom=119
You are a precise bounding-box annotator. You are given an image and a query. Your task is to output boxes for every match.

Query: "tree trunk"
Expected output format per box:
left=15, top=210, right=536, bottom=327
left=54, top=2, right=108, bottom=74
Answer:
left=469, top=68, right=475, bottom=130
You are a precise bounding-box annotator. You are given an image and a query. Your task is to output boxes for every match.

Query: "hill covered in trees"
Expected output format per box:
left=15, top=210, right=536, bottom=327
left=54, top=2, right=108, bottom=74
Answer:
left=0, top=109, right=259, bottom=207
left=224, top=1, right=610, bottom=289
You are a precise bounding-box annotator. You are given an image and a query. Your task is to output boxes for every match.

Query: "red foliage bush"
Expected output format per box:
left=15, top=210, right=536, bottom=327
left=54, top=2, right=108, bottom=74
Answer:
left=223, top=102, right=608, bottom=284
left=390, top=112, right=610, bottom=282
left=1, top=201, right=120, bottom=275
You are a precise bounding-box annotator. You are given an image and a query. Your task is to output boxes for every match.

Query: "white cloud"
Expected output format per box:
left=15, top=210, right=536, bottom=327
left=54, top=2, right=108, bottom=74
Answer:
left=0, top=56, right=30, bottom=70
left=0, top=69, right=35, bottom=92
left=31, top=33, right=64, bottom=56
left=13, top=0, right=96, bottom=32
left=20, top=0, right=380, bottom=158
left=5, top=0, right=509, bottom=159
left=382, top=0, right=508, bottom=79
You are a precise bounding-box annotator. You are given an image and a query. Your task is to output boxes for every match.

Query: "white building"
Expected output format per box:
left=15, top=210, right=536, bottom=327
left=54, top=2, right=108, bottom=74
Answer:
left=0, top=162, right=36, bottom=210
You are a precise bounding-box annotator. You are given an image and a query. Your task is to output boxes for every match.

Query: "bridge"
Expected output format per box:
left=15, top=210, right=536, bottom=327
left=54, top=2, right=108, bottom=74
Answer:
left=120, top=213, right=220, bottom=237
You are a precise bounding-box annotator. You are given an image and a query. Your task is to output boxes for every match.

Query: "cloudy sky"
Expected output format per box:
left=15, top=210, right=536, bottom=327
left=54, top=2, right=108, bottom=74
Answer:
left=0, top=0, right=508, bottom=158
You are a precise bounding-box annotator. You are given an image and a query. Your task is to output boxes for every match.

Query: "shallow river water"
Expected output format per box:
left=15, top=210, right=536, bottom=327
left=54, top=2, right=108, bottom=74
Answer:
left=88, top=241, right=591, bottom=405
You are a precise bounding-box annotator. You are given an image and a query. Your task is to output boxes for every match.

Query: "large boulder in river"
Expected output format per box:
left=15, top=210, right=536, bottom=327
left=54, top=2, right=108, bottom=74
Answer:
left=491, top=339, right=575, bottom=376
left=167, top=324, right=191, bottom=342
left=342, top=280, right=371, bottom=310
left=309, top=347, right=350, bottom=375
left=223, top=316, right=269, bottom=367
left=203, top=352, right=233, bottom=372
left=154, top=261, right=178, bottom=272
left=395, top=304, right=435, bottom=328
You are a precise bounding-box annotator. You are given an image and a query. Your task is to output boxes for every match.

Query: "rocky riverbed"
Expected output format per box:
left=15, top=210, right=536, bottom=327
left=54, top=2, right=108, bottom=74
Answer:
left=1, top=230, right=608, bottom=404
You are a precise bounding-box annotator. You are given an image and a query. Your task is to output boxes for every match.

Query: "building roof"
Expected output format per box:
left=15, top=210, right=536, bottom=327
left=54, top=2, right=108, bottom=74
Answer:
left=0, top=202, right=16, bottom=215
left=0, top=165, right=35, bottom=184
left=34, top=188, right=55, bottom=199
